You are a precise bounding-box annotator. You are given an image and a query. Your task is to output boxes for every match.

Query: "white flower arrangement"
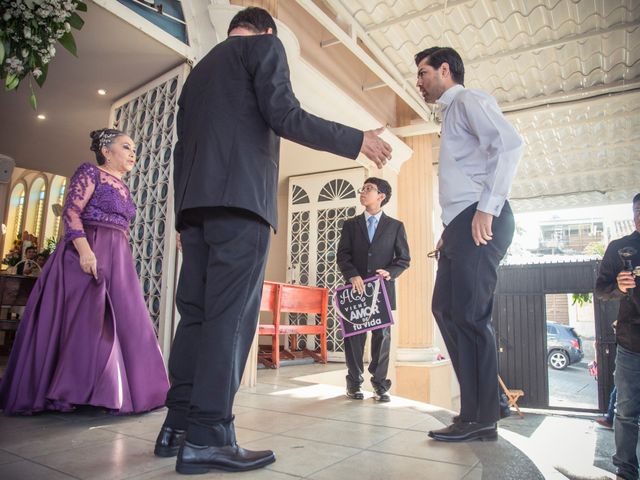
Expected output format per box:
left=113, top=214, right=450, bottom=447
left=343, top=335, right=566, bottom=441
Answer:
left=0, top=0, right=87, bottom=110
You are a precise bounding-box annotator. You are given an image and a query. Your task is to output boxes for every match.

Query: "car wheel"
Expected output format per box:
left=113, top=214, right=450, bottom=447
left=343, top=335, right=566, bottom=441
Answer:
left=548, top=350, right=570, bottom=370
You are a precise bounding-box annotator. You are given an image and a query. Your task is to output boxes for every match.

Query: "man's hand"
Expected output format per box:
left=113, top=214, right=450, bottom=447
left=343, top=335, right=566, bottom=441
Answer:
left=376, top=269, right=391, bottom=281
left=471, top=210, right=494, bottom=246
left=350, top=275, right=365, bottom=295
left=617, top=270, right=636, bottom=293
left=23, top=261, right=34, bottom=275
left=360, top=127, right=392, bottom=169
left=428, top=237, right=443, bottom=260
left=176, top=233, right=182, bottom=252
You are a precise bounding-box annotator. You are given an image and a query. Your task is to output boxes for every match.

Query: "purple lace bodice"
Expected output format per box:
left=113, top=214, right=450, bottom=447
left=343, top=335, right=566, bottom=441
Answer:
left=63, top=163, right=136, bottom=242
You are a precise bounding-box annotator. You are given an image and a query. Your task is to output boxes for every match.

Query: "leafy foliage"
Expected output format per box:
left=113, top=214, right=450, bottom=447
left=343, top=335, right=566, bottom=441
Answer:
left=583, top=241, right=605, bottom=257
left=0, top=0, right=87, bottom=109
left=43, top=235, right=58, bottom=256
left=571, top=292, right=593, bottom=307
left=1, top=236, right=23, bottom=267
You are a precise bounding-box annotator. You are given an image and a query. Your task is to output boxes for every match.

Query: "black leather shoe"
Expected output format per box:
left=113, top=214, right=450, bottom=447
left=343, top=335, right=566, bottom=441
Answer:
left=175, top=441, right=275, bottom=474
left=428, top=422, right=497, bottom=442
left=374, top=391, right=390, bottom=402
left=452, top=408, right=510, bottom=423
left=346, top=389, right=364, bottom=400
left=154, top=426, right=186, bottom=457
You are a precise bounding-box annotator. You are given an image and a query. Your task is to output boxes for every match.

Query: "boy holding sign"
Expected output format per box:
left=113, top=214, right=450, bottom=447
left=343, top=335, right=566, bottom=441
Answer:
left=337, top=178, right=410, bottom=402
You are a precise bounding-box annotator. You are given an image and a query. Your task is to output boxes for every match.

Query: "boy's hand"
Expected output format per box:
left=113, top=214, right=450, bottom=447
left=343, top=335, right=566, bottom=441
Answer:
left=376, top=269, right=391, bottom=281
left=350, top=276, right=365, bottom=295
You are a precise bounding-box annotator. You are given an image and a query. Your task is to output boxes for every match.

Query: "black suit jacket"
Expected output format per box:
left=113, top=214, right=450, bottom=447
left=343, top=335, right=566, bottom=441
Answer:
left=173, top=34, right=364, bottom=231
left=336, top=212, right=410, bottom=309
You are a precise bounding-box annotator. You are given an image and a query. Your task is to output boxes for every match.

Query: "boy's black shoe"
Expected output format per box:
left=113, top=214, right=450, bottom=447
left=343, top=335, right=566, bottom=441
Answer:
left=346, top=389, right=364, bottom=400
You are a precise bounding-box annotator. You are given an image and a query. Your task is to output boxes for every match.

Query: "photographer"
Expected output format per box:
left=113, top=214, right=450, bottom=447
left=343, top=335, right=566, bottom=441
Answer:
left=595, top=193, right=640, bottom=480
left=16, top=246, right=37, bottom=276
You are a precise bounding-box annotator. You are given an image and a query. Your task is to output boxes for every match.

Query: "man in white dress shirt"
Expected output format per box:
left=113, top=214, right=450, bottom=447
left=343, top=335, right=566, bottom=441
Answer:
left=415, top=47, right=523, bottom=442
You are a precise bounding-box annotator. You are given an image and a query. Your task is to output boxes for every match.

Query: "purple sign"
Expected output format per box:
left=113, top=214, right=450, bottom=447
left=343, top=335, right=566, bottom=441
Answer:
left=333, top=275, right=394, bottom=338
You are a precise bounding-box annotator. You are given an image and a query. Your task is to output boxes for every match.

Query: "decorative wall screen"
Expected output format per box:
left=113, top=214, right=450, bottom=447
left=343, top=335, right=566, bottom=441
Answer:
left=109, top=64, right=189, bottom=355
left=287, top=168, right=365, bottom=360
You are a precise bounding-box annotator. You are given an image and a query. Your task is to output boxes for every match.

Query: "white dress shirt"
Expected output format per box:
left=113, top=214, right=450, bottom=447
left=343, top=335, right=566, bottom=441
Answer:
left=437, top=84, right=523, bottom=225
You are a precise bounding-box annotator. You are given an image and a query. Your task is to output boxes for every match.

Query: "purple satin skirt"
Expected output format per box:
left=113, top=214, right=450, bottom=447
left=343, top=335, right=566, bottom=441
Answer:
left=0, top=225, right=169, bottom=415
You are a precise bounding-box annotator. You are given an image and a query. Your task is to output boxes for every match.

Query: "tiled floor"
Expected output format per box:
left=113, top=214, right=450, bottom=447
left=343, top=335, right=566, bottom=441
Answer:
left=0, top=362, right=618, bottom=480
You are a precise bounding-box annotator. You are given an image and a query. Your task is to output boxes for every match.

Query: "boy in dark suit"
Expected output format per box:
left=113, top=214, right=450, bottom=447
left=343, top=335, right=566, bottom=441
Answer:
left=337, top=177, right=410, bottom=402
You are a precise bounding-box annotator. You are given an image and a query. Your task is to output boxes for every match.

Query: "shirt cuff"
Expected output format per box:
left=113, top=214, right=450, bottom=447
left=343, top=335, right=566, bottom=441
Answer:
left=478, top=193, right=507, bottom=217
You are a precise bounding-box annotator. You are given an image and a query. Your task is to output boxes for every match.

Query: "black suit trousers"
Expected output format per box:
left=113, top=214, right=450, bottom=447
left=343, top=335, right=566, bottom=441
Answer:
left=432, top=202, right=514, bottom=423
left=344, top=326, right=392, bottom=394
left=164, top=207, right=270, bottom=445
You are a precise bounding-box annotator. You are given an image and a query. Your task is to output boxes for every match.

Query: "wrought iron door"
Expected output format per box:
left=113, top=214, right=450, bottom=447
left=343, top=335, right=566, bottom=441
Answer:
left=287, top=168, right=366, bottom=360
left=109, top=64, right=189, bottom=355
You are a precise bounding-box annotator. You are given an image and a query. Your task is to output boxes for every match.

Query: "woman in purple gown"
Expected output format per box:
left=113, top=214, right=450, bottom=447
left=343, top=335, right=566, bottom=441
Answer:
left=0, top=128, right=169, bottom=415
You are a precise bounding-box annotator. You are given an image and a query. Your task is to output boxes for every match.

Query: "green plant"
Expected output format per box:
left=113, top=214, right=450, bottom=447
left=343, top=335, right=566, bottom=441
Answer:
left=571, top=292, right=593, bottom=307
left=0, top=0, right=87, bottom=109
left=583, top=241, right=605, bottom=257
left=42, top=235, right=58, bottom=256
left=1, top=235, right=23, bottom=267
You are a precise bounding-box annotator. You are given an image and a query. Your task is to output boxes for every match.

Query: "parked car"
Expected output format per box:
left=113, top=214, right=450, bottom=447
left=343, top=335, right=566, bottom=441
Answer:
left=546, top=322, right=584, bottom=370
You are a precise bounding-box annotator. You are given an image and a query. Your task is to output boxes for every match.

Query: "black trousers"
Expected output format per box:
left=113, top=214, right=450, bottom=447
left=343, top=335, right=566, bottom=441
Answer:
left=432, top=202, right=514, bottom=423
left=163, top=207, right=270, bottom=446
left=344, top=326, right=391, bottom=394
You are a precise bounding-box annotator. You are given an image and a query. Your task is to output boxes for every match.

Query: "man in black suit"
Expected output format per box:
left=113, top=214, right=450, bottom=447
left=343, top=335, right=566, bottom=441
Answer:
left=155, top=7, right=393, bottom=475
left=337, top=177, right=410, bottom=403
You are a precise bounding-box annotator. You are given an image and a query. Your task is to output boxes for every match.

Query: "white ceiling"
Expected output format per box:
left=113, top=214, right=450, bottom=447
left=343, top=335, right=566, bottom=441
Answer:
left=1, top=0, right=638, bottom=213
left=315, top=0, right=640, bottom=211
left=0, top=2, right=185, bottom=178
left=508, top=90, right=640, bottom=211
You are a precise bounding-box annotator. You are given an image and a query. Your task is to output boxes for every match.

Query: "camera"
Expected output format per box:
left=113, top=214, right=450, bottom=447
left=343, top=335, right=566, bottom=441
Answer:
left=618, top=247, right=640, bottom=295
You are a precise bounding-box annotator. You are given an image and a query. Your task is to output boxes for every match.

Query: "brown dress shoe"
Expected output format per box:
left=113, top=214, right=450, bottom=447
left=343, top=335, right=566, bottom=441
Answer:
left=595, top=418, right=613, bottom=429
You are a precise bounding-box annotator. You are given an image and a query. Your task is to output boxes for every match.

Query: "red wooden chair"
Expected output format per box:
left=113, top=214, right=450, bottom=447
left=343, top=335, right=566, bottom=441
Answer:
left=258, top=281, right=328, bottom=368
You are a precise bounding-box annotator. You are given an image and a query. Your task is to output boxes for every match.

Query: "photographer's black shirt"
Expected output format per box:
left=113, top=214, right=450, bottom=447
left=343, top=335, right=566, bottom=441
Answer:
left=596, top=230, right=640, bottom=353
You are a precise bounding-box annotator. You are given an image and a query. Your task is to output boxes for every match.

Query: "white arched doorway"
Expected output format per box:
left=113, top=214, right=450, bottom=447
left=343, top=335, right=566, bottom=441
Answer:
left=44, top=175, right=67, bottom=242
left=24, top=176, right=48, bottom=248
left=3, top=182, right=26, bottom=258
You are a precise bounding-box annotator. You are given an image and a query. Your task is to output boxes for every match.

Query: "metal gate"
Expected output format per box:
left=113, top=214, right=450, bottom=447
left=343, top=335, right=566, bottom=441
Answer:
left=109, top=64, right=189, bottom=357
left=286, top=168, right=366, bottom=360
left=494, top=260, right=617, bottom=410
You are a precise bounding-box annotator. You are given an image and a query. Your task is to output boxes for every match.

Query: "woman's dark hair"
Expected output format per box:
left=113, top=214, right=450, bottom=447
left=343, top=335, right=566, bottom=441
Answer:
left=227, top=7, right=277, bottom=36
left=89, top=128, right=125, bottom=165
left=633, top=193, right=640, bottom=204
left=414, top=46, right=465, bottom=85
left=364, top=177, right=392, bottom=207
